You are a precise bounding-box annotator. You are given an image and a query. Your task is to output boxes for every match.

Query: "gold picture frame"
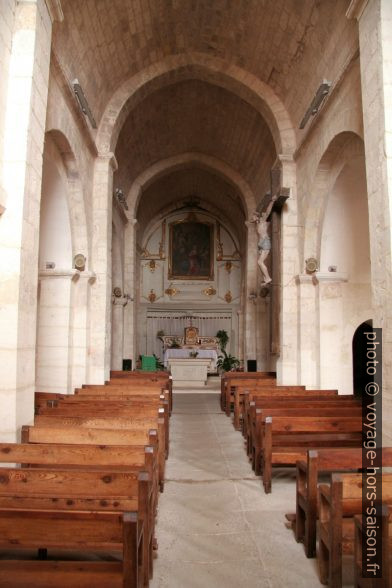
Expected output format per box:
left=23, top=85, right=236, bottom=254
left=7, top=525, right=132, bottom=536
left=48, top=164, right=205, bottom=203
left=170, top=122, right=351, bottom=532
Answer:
left=168, top=219, right=214, bottom=280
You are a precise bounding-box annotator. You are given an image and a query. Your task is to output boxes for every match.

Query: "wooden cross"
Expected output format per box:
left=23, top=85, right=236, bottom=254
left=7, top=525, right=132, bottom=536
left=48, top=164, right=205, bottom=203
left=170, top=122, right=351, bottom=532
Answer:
left=256, top=167, right=290, bottom=218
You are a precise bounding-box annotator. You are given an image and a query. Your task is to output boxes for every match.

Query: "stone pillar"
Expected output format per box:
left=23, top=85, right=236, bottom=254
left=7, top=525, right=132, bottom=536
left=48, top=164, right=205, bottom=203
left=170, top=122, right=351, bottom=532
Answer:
left=71, top=271, right=96, bottom=390
left=36, top=269, right=79, bottom=394
left=256, top=293, right=271, bottom=371
left=277, top=156, right=299, bottom=384
left=312, top=273, right=349, bottom=392
left=352, top=0, right=392, bottom=440
left=123, top=217, right=138, bottom=368
left=88, top=153, right=117, bottom=383
left=244, top=219, right=258, bottom=367
left=0, top=0, right=53, bottom=440
left=111, top=294, right=128, bottom=370
left=296, top=274, right=318, bottom=388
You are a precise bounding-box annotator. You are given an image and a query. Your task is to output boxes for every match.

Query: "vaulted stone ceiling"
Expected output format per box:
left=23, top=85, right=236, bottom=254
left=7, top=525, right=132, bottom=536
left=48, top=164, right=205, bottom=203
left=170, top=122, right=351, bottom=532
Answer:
left=54, top=0, right=356, bottom=130
left=53, top=0, right=358, bottom=238
left=136, top=167, right=245, bottom=246
left=114, top=79, right=276, bottom=198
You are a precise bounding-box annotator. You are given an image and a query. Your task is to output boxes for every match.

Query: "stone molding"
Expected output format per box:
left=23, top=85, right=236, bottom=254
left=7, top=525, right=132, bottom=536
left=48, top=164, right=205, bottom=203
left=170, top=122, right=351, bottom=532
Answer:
left=39, top=268, right=80, bottom=281
left=312, top=272, right=349, bottom=285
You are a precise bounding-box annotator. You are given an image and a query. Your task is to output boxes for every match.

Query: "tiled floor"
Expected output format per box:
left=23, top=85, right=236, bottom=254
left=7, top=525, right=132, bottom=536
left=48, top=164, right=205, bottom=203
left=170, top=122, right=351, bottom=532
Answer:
left=150, top=389, right=334, bottom=588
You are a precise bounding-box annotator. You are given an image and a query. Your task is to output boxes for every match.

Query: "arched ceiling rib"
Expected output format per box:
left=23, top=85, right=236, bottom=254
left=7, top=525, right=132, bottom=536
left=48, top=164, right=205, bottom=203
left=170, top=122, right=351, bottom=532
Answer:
left=54, top=0, right=356, bottom=132
left=114, top=79, right=276, bottom=199
left=136, top=167, right=245, bottom=244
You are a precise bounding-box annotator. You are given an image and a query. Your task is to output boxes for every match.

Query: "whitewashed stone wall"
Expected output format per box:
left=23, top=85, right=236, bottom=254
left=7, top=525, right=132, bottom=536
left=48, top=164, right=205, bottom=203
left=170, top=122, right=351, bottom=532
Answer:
left=0, top=0, right=52, bottom=441
left=0, top=0, right=16, bottom=213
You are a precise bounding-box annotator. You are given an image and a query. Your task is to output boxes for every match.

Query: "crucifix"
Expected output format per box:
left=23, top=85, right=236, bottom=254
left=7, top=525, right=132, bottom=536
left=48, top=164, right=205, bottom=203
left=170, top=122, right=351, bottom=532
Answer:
left=254, top=165, right=290, bottom=355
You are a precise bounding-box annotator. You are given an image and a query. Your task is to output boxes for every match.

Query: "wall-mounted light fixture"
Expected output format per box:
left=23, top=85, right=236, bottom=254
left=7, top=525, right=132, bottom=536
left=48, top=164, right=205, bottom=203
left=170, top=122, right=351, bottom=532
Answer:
left=71, top=79, right=97, bottom=129
left=299, top=80, right=331, bottom=129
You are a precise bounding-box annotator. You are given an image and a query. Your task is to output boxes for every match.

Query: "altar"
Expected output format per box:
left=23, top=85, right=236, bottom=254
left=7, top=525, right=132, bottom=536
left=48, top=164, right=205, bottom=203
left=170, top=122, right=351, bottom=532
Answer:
left=166, top=358, right=212, bottom=387
left=163, top=348, right=218, bottom=371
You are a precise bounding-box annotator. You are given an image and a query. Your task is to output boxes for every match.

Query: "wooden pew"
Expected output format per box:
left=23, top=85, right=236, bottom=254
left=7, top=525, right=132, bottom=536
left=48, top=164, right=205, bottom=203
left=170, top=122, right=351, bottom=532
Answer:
left=245, top=392, right=345, bottom=461
left=108, top=371, right=172, bottom=412
left=318, top=473, right=392, bottom=588
left=244, top=392, right=347, bottom=455
left=354, top=504, right=391, bottom=587
left=220, top=371, right=275, bottom=412
left=0, top=442, right=157, bottom=585
left=35, top=397, right=169, bottom=460
left=261, top=416, right=362, bottom=493
left=33, top=416, right=162, bottom=487
left=295, top=448, right=392, bottom=558
left=232, top=385, right=334, bottom=431
left=224, top=377, right=281, bottom=417
left=251, top=404, right=362, bottom=475
left=0, top=467, right=148, bottom=587
left=22, top=425, right=166, bottom=493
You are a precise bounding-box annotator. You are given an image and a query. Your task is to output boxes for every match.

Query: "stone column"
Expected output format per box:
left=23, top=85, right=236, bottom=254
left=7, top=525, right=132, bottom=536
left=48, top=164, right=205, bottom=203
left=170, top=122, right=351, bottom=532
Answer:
left=295, top=274, right=318, bottom=388
left=88, top=153, right=117, bottom=383
left=351, top=0, right=392, bottom=440
left=71, top=271, right=96, bottom=390
left=244, top=219, right=258, bottom=367
left=256, top=293, right=271, bottom=371
left=111, top=294, right=128, bottom=370
left=312, top=273, right=349, bottom=391
left=276, top=156, right=299, bottom=384
left=123, top=217, right=138, bottom=368
left=36, top=269, right=80, bottom=394
left=0, top=0, right=53, bottom=440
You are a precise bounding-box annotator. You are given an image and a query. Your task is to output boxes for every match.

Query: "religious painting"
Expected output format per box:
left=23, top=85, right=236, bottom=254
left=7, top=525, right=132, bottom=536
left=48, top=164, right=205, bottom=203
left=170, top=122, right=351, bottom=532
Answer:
left=168, top=220, right=214, bottom=280
left=184, top=326, right=199, bottom=345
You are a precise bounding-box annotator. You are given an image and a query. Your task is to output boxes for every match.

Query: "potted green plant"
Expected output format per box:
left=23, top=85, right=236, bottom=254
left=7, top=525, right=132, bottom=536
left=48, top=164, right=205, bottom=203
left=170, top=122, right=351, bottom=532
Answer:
left=216, top=350, right=240, bottom=373
left=216, top=329, right=229, bottom=351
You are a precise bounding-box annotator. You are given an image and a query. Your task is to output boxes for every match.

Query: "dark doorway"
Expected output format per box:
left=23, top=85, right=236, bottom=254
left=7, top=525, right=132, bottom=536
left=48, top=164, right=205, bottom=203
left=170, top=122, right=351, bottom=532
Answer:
left=352, top=319, right=373, bottom=397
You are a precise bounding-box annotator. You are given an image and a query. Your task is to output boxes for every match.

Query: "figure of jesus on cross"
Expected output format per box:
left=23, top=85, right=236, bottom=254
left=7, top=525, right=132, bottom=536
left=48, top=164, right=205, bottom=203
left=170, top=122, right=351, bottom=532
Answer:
left=251, top=194, right=278, bottom=284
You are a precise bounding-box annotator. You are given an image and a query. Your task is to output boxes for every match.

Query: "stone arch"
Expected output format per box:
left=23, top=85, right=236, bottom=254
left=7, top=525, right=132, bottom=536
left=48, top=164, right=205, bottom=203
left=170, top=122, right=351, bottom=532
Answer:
left=45, top=129, right=89, bottom=262
left=127, top=152, right=257, bottom=221
left=96, top=53, right=296, bottom=157
left=303, top=131, right=365, bottom=263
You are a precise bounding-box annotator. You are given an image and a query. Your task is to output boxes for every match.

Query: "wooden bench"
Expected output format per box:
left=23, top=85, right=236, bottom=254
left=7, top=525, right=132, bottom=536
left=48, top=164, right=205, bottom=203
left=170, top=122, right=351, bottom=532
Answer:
left=34, top=397, right=169, bottom=460
left=354, top=504, right=391, bottom=587
left=0, top=442, right=158, bottom=585
left=295, top=448, right=392, bottom=558
left=22, top=425, right=166, bottom=493
left=261, top=416, right=362, bottom=493
left=244, top=392, right=347, bottom=455
left=251, top=404, right=362, bottom=475
left=233, top=385, right=336, bottom=431
left=220, top=372, right=275, bottom=411
left=318, top=473, right=392, bottom=588
left=224, top=378, right=281, bottom=417
left=0, top=467, right=149, bottom=587
left=107, top=371, right=172, bottom=412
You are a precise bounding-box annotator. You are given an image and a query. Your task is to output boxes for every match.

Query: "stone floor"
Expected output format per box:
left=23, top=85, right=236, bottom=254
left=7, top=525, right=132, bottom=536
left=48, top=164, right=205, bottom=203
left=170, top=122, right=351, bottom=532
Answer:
left=150, top=388, right=345, bottom=588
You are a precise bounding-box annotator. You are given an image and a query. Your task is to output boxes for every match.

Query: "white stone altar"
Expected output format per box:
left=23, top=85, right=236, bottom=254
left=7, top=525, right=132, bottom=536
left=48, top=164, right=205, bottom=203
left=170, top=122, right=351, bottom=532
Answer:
left=167, top=358, right=212, bottom=387
left=163, top=348, right=218, bottom=371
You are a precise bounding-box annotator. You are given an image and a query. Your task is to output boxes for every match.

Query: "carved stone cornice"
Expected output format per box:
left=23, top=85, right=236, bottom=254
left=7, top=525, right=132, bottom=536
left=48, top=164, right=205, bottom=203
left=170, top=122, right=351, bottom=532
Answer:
left=312, top=272, right=348, bottom=285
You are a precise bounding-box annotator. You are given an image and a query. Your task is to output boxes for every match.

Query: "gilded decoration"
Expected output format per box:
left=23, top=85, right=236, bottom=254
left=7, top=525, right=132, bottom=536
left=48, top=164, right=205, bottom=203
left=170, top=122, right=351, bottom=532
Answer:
left=165, top=284, right=179, bottom=297
left=224, top=290, right=233, bottom=303
left=148, top=289, right=157, bottom=303
left=202, top=286, right=216, bottom=297
left=168, top=217, right=214, bottom=280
